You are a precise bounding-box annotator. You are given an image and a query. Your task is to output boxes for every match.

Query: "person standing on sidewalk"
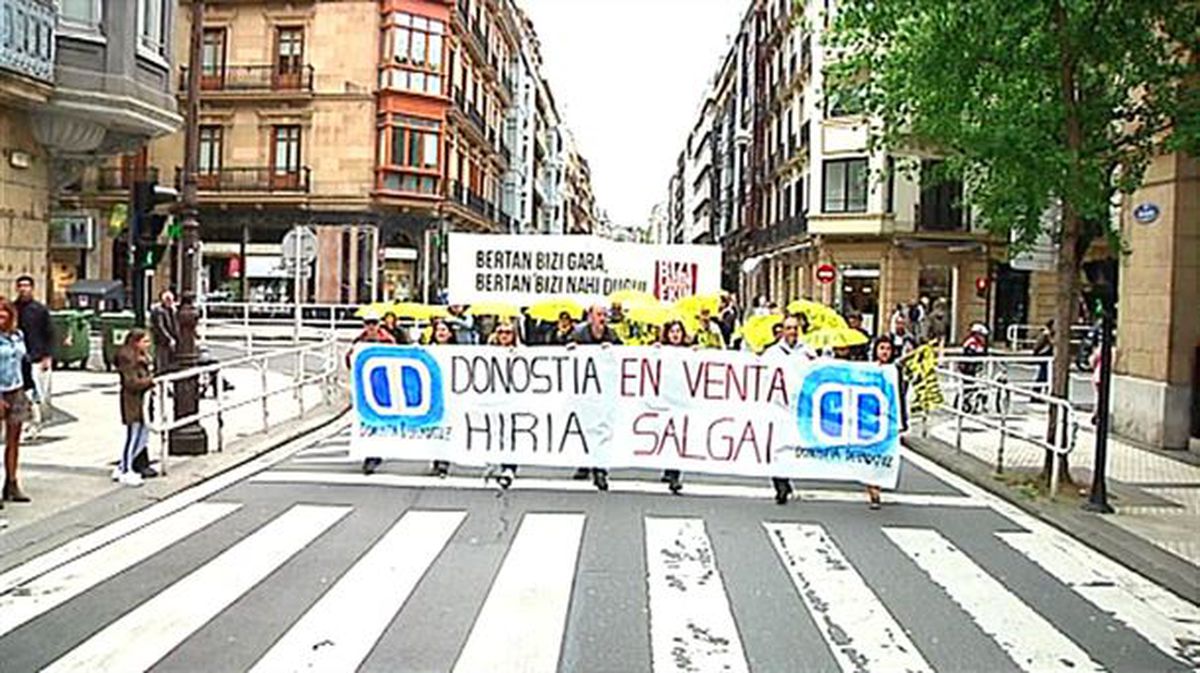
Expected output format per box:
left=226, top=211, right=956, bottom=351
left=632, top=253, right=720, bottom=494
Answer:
left=0, top=297, right=32, bottom=503
left=14, top=275, right=51, bottom=441
left=150, top=290, right=179, bottom=374
left=114, top=330, right=154, bottom=487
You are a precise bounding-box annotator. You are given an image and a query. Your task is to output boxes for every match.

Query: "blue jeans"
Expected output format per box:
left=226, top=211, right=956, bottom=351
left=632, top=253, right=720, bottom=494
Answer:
left=121, top=423, right=149, bottom=473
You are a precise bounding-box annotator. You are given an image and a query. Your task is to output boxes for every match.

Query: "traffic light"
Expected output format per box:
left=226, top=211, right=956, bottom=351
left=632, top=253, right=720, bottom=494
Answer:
left=974, top=276, right=990, bottom=299
left=130, top=180, right=179, bottom=326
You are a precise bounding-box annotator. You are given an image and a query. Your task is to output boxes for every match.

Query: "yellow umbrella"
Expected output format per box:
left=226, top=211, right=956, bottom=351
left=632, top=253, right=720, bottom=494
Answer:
left=626, top=303, right=687, bottom=326
left=528, top=297, right=583, bottom=323
left=608, top=289, right=658, bottom=308
left=466, top=301, right=522, bottom=319
left=740, top=314, right=783, bottom=353
left=786, top=299, right=847, bottom=330
left=391, top=302, right=448, bottom=321
left=354, top=302, right=391, bottom=319
left=803, top=327, right=870, bottom=351
left=674, top=293, right=721, bottom=316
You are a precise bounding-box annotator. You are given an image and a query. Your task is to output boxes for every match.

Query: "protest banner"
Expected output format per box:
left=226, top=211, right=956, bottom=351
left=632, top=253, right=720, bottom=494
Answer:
left=904, top=343, right=944, bottom=412
left=351, top=345, right=902, bottom=488
left=446, top=233, right=722, bottom=305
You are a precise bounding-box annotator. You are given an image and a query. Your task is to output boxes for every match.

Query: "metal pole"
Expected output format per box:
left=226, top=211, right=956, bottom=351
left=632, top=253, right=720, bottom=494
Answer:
left=169, top=0, right=209, bottom=456
left=293, top=228, right=302, bottom=345
left=1083, top=288, right=1115, bottom=513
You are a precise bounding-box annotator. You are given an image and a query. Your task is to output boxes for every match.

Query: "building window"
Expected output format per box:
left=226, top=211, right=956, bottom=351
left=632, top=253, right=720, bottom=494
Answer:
left=823, top=158, right=868, bottom=213
left=137, top=0, right=166, bottom=56
left=381, top=11, right=445, bottom=96
left=377, top=114, right=441, bottom=194
left=58, top=0, right=102, bottom=30
left=275, top=27, right=304, bottom=88
left=272, top=126, right=302, bottom=189
left=200, top=28, right=225, bottom=88
left=198, top=126, right=222, bottom=175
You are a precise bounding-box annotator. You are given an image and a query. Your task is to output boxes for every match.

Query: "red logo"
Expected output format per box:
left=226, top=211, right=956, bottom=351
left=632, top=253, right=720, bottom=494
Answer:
left=816, top=264, right=836, bottom=284
left=654, top=261, right=699, bottom=302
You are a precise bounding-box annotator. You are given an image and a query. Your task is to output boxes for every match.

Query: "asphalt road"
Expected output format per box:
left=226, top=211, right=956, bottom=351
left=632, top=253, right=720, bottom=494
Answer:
left=0, top=423, right=1195, bottom=673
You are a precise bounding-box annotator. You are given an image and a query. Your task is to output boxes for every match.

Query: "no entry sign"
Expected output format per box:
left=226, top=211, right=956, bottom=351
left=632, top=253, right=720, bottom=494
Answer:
left=816, top=264, right=836, bottom=284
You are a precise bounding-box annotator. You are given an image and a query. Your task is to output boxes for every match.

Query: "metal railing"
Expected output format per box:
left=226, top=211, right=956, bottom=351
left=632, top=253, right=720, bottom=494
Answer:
left=181, top=64, right=315, bottom=93
left=931, top=364, right=1078, bottom=498
left=201, top=301, right=364, bottom=334
left=1005, top=324, right=1092, bottom=351
left=178, top=166, right=312, bottom=193
left=938, top=354, right=1054, bottom=397
left=146, top=336, right=341, bottom=475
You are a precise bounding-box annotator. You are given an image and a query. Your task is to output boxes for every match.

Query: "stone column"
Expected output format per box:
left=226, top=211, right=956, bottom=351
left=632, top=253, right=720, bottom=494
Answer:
left=1111, top=153, right=1198, bottom=449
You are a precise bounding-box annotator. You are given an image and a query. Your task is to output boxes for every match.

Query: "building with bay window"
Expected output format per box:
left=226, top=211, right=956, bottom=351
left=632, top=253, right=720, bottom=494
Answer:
left=77, top=0, right=597, bottom=305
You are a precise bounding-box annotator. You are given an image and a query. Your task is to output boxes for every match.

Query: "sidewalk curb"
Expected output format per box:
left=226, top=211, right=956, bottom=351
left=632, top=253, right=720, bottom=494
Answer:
left=904, top=435, right=1200, bottom=605
left=0, top=405, right=350, bottom=575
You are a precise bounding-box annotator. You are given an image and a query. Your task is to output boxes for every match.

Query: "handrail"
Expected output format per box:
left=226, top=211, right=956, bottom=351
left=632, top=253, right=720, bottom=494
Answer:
left=145, top=337, right=340, bottom=476
left=1005, top=324, right=1091, bottom=351
left=932, top=366, right=1078, bottom=498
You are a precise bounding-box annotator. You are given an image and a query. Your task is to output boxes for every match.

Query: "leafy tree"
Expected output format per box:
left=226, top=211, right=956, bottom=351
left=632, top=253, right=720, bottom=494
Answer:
left=828, top=0, right=1199, bottom=485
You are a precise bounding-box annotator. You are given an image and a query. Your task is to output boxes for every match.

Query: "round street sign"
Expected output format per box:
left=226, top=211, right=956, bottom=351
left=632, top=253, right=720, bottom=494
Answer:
left=816, top=264, right=836, bottom=284
left=282, top=226, right=318, bottom=266
left=1132, top=202, right=1160, bottom=225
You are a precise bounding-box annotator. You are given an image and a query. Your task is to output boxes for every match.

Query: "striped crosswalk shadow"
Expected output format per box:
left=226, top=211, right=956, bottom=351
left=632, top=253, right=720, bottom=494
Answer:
left=3, top=504, right=1198, bottom=672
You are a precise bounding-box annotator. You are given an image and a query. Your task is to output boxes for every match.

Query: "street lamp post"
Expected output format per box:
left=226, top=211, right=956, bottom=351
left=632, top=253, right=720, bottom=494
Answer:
left=1082, top=275, right=1115, bottom=514
left=169, top=0, right=209, bottom=456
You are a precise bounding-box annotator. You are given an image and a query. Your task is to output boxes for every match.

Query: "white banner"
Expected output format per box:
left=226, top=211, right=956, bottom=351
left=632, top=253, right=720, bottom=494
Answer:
left=351, top=345, right=902, bottom=488
left=446, top=233, right=723, bottom=305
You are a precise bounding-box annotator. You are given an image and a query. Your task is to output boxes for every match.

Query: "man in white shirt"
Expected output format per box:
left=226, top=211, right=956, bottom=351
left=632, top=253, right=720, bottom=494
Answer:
left=764, top=316, right=815, bottom=504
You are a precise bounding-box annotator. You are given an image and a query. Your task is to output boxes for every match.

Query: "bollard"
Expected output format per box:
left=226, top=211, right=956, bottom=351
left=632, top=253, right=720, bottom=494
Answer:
left=997, top=402, right=1007, bottom=474
left=259, top=359, right=270, bottom=432
left=215, top=369, right=225, bottom=453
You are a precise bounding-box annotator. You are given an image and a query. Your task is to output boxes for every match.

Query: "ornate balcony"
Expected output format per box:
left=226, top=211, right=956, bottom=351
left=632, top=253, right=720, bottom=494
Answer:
left=0, top=0, right=54, bottom=84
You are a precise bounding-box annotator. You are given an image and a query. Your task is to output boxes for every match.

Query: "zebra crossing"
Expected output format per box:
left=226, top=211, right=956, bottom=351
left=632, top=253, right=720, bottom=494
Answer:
left=1, top=490, right=1197, bottom=672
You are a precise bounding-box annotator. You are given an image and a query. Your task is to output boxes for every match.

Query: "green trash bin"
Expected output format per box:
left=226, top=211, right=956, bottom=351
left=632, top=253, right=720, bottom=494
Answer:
left=98, top=311, right=137, bottom=372
left=50, top=310, right=92, bottom=370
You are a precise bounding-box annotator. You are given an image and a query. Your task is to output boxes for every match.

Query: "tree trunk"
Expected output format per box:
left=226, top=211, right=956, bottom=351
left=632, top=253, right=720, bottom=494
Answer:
left=1044, top=0, right=1081, bottom=487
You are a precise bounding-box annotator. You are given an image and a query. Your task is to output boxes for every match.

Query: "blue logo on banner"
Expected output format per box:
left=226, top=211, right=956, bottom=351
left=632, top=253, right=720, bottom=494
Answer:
left=353, top=346, right=445, bottom=429
left=796, top=362, right=899, bottom=455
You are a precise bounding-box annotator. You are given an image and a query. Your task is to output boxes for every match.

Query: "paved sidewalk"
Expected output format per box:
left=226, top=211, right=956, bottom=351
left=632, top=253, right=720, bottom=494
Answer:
left=0, top=360, right=341, bottom=541
left=912, top=410, right=1195, bottom=571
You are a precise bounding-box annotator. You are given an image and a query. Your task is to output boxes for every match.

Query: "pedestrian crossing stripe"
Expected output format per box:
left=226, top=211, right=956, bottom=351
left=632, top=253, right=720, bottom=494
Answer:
left=249, top=510, right=466, bottom=673
left=646, top=518, right=749, bottom=672
left=766, top=523, right=931, bottom=672
left=4, top=506, right=1198, bottom=673
left=884, top=527, right=1105, bottom=672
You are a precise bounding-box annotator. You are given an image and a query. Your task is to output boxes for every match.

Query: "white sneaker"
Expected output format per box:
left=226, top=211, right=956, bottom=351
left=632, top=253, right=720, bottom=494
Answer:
left=111, top=467, right=123, bottom=482
left=118, top=471, right=144, bottom=487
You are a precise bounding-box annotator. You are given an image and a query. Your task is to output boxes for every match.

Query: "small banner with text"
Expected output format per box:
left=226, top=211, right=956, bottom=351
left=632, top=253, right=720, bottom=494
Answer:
left=447, top=233, right=722, bottom=305
left=351, top=345, right=903, bottom=488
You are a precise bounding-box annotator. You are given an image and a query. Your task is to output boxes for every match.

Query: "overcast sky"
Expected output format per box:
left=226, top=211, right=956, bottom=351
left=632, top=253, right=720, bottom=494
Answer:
left=518, top=0, right=748, bottom=228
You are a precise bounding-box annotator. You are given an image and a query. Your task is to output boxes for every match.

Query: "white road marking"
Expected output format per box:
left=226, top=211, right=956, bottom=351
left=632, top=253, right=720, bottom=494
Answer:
left=453, top=513, right=584, bottom=673
left=645, top=517, right=749, bottom=673
left=884, top=526, right=1105, bottom=672
left=0, top=421, right=348, bottom=595
left=0, top=502, right=240, bottom=637
left=998, top=531, right=1200, bottom=669
left=250, top=470, right=982, bottom=508
left=765, top=522, right=931, bottom=673
left=42, top=504, right=350, bottom=673
left=249, top=510, right=466, bottom=673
